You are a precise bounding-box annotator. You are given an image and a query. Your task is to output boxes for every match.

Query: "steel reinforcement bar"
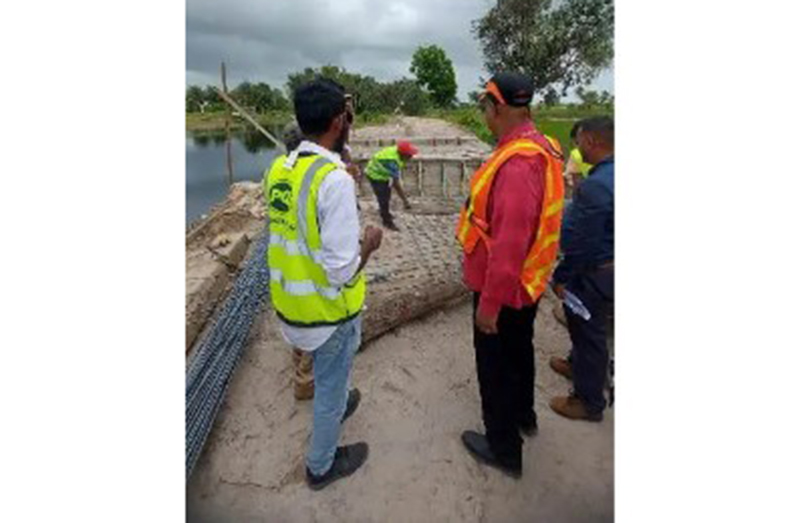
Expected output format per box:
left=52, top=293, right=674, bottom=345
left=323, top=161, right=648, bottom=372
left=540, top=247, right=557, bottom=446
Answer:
left=185, top=230, right=270, bottom=479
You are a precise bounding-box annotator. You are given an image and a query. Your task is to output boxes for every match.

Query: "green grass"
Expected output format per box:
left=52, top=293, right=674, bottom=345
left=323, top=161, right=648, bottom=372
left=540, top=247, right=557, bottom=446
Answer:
left=431, top=106, right=612, bottom=151
left=535, top=104, right=614, bottom=119
left=536, top=119, right=577, bottom=152
left=430, top=107, right=495, bottom=144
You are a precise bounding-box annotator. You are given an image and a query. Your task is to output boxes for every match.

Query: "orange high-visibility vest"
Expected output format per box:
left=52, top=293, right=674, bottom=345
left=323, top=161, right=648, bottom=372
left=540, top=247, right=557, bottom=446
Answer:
left=456, top=137, right=565, bottom=302
left=543, top=134, right=564, bottom=158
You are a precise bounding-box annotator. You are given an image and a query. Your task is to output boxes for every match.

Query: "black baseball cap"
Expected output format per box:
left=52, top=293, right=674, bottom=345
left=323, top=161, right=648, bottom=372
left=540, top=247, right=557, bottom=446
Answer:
left=482, top=72, right=535, bottom=107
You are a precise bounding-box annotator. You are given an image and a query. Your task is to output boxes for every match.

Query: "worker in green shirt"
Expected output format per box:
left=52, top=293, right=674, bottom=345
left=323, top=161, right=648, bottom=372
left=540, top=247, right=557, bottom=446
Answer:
left=365, top=141, right=417, bottom=231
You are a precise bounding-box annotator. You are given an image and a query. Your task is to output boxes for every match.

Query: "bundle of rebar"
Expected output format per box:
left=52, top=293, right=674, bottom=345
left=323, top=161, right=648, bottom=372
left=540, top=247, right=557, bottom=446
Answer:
left=185, top=230, right=270, bottom=479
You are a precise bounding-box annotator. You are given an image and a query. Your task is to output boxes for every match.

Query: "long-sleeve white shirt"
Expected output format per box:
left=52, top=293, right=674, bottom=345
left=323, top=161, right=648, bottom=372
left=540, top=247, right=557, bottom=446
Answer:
left=277, top=140, right=362, bottom=351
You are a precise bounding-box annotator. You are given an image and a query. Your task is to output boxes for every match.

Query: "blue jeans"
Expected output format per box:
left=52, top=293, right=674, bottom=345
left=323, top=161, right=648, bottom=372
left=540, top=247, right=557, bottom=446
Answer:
left=306, top=315, right=362, bottom=476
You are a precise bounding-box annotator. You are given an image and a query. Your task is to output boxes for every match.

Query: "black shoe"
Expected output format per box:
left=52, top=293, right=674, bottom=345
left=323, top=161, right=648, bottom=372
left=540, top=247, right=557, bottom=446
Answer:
left=342, top=388, right=361, bottom=423
left=306, top=442, right=369, bottom=491
left=519, top=415, right=538, bottom=437
left=461, top=430, right=522, bottom=479
left=383, top=221, right=400, bottom=232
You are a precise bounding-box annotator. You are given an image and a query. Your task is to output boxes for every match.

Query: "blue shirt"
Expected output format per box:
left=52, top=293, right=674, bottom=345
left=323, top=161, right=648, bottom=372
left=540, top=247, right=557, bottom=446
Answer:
left=378, top=159, right=401, bottom=180
left=554, top=156, right=614, bottom=284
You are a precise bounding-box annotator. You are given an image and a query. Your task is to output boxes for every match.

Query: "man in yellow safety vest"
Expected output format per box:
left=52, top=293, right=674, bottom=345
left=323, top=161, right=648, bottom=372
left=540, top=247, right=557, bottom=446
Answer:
left=265, top=78, right=383, bottom=490
left=364, top=141, right=417, bottom=231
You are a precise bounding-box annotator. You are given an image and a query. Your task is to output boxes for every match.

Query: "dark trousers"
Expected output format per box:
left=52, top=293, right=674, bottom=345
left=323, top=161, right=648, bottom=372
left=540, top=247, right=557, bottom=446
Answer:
left=565, top=267, right=614, bottom=414
left=472, top=293, right=538, bottom=466
left=368, top=178, right=394, bottom=225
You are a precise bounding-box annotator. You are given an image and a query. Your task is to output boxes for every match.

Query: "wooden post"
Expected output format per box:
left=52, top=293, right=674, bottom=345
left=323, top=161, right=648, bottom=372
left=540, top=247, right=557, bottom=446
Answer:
left=441, top=161, right=447, bottom=199
left=417, top=160, right=424, bottom=197
left=221, top=62, right=234, bottom=187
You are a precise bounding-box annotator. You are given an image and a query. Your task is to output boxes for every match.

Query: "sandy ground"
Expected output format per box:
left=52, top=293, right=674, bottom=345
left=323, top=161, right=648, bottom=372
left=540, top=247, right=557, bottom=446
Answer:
left=186, top=294, right=614, bottom=522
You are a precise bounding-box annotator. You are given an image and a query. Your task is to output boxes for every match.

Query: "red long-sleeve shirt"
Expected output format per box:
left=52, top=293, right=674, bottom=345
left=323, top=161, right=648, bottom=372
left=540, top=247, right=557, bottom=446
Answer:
left=463, top=121, right=549, bottom=319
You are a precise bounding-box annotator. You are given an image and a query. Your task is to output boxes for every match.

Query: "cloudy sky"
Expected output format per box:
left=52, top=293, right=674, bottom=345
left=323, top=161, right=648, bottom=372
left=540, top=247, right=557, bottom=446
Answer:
left=186, top=0, right=613, bottom=101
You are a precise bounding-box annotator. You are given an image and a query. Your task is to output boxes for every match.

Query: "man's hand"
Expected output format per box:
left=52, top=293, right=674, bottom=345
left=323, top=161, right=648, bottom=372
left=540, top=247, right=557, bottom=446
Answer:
left=475, top=309, right=498, bottom=335
left=363, top=225, right=383, bottom=254
left=356, top=225, right=383, bottom=274
left=553, top=283, right=565, bottom=300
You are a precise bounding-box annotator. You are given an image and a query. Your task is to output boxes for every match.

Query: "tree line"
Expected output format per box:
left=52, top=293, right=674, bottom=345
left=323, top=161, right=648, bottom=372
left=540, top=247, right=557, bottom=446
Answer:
left=186, top=44, right=458, bottom=116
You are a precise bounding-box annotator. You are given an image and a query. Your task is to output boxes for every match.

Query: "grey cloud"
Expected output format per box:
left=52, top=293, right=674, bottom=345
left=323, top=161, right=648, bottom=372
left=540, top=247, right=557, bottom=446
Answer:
left=186, top=0, right=612, bottom=100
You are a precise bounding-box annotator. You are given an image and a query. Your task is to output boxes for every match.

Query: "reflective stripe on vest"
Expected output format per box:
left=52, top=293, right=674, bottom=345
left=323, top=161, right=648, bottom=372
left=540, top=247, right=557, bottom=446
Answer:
left=455, top=137, right=565, bottom=302
left=365, top=145, right=405, bottom=181
left=544, top=134, right=565, bottom=160
left=265, top=154, right=367, bottom=326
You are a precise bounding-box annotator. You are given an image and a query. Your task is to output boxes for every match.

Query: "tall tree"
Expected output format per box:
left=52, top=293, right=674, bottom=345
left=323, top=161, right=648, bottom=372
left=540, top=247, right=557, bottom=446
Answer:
left=231, top=81, right=254, bottom=109
left=286, top=66, right=392, bottom=114
left=542, top=87, right=560, bottom=107
left=379, top=79, right=432, bottom=115
left=203, top=85, right=221, bottom=109
left=410, top=45, right=458, bottom=108
left=186, top=85, right=205, bottom=112
left=473, top=0, right=613, bottom=97
left=575, top=86, right=600, bottom=108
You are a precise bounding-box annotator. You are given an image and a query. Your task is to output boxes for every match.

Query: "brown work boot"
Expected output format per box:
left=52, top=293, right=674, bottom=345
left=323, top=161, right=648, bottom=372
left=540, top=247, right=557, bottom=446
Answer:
left=550, top=395, right=603, bottom=422
left=294, top=381, right=314, bottom=401
left=549, top=356, right=573, bottom=380
left=293, top=349, right=314, bottom=401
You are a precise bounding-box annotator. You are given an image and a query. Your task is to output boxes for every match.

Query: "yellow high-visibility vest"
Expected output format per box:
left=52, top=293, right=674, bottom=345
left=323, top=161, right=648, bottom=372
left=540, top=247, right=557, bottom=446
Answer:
left=365, top=146, right=406, bottom=182
left=570, top=148, right=593, bottom=178
left=264, top=154, right=366, bottom=326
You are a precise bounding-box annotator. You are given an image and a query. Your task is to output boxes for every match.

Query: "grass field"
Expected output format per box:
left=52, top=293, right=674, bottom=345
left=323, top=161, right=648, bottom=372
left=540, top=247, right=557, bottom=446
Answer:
left=435, top=106, right=613, bottom=151
left=186, top=105, right=611, bottom=153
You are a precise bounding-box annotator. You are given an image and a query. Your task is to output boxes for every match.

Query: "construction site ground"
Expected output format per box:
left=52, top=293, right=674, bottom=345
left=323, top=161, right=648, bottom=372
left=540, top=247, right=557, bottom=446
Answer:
left=350, top=116, right=492, bottom=161
left=186, top=293, right=614, bottom=522
left=186, top=116, right=613, bottom=522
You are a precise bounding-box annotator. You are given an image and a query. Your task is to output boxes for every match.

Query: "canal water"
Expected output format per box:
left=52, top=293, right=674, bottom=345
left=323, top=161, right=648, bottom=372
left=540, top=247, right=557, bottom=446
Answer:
left=186, top=129, right=281, bottom=225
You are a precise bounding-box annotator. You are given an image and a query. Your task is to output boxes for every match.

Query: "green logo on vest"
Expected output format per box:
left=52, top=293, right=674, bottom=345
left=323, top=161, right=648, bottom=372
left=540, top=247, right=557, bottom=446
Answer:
left=269, top=182, right=292, bottom=213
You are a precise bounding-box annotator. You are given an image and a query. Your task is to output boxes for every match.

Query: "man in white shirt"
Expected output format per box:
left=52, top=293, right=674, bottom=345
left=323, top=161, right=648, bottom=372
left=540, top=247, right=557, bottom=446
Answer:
left=265, top=78, right=382, bottom=490
left=281, top=105, right=361, bottom=401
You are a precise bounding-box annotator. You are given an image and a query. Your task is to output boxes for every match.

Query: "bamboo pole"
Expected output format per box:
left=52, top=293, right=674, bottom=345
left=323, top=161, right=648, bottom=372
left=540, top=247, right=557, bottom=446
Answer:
left=214, top=87, right=287, bottom=153
left=221, top=62, right=234, bottom=187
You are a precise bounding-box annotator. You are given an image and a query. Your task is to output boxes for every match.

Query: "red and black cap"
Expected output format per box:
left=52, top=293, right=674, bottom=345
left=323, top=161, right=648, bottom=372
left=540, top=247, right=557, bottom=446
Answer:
left=481, top=72, right=534, bottom=107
